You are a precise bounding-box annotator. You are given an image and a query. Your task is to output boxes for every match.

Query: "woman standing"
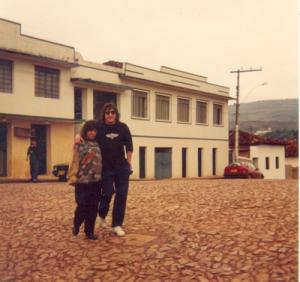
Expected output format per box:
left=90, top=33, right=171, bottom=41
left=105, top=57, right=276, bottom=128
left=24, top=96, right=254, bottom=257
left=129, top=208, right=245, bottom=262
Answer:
left=97, top=103, right=133, bottom=237
left=69, top=120, right=102, bottom=240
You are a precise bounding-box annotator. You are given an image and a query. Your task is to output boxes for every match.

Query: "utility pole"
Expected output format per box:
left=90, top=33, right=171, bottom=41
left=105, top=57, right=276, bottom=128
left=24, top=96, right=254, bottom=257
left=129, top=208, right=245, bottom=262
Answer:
left=230, top=68, right=262, bottom=162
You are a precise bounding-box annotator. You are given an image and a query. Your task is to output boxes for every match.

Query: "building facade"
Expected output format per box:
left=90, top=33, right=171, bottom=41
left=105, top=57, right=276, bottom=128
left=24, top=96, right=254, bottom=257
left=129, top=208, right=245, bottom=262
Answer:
left=0, top=18, right=230, bottom=180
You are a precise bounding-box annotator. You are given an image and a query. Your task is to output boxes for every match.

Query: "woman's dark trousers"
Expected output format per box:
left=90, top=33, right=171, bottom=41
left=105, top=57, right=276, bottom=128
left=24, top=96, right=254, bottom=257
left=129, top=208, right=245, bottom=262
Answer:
left=98, top=167, right=130, bottom=227
left=74, top=182, right=100, bottom=235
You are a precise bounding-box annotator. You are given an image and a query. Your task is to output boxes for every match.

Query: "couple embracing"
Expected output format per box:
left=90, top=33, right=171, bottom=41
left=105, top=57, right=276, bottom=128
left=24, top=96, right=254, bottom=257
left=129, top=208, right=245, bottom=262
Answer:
left=68, top=103, right=133, bottom=240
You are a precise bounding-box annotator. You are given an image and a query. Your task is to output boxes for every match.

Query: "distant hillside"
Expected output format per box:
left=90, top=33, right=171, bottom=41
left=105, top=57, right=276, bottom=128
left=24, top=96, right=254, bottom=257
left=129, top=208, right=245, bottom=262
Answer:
left=229, top=99, right=298, bottom=131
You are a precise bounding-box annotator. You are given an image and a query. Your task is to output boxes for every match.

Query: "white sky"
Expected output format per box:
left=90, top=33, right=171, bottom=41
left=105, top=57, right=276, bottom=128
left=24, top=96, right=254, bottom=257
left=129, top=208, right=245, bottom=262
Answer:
left=0, top=0, right=298, bottom=103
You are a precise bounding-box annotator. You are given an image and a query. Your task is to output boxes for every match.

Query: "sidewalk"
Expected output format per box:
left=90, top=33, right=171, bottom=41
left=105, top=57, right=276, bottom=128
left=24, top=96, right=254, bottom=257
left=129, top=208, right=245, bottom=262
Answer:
left=0, top=174, right=59, bottom=183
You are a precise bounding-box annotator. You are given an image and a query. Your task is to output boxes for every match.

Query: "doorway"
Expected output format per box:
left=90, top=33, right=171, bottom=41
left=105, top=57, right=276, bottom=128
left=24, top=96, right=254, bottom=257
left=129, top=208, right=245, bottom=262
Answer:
left=182, top=148, right=187, bottom=178
left=93, top=91, right=117, bottom=120
left=139, top=147, right=146, bottom=179
left=0, top=123, right=7, bottom=176
left=212, top=148, right=217, bottom=176
left=155, top=148, right=172, bottom=179
left=31, top=124, right=47, bottom=174
left=198, top=148, right=202, bottom=177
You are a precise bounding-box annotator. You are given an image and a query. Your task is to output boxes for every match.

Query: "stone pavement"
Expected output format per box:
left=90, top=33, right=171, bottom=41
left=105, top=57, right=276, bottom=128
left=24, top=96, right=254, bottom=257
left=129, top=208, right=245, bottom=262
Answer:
left=0, top=179, right=298, bottom=281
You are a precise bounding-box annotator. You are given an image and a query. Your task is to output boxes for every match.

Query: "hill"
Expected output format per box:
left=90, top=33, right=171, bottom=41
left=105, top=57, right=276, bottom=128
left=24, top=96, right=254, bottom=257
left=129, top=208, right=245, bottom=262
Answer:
left=229, top=99, right=298, bottom=132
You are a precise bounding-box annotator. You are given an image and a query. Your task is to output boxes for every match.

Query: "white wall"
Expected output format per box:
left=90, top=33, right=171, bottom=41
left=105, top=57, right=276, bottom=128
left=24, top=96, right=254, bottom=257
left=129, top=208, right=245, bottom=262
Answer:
left=0, top=58, right=74, bottom=119
left=285, top=157, right=298, bottom=168
left=119, top=82, right=228, bottom=142
left=250, top=145, right=286, bottom=179
left=131, top=137, right=228, bottom=179
left=0, top=19, right=74, bottom=64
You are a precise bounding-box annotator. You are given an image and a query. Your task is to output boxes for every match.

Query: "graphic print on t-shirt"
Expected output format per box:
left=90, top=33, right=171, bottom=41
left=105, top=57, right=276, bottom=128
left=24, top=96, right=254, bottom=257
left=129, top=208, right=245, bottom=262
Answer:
left=106, top=133, right=119, bottom=140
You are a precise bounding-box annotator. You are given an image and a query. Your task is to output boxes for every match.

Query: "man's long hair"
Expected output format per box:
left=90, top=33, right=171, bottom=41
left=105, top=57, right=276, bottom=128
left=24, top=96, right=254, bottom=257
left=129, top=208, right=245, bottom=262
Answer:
left=100, top=103, right=120, bottom=123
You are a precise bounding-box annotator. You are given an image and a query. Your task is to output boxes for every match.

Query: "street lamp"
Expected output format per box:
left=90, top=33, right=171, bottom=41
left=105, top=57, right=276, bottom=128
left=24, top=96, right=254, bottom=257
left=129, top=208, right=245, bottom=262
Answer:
left=233, top=81, right=267, bottom=162
left=241, top=82, right=268, bottom=103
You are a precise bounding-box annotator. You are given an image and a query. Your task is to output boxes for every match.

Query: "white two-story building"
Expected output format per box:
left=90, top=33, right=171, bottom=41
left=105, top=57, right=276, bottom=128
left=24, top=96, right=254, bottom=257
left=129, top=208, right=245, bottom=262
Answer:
left=0, top=18, right=231, bottom=180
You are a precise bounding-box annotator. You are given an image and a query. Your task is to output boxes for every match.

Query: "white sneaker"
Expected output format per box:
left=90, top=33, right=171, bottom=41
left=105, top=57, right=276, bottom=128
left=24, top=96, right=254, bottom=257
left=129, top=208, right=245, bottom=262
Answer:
left=99, top=217, right=107, bottom=228
left=113, top=226, right=125, bottom=237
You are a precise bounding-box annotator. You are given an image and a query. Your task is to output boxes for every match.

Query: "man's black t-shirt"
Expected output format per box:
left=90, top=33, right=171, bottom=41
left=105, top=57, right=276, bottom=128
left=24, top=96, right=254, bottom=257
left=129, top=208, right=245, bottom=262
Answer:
left=96, top=122, right=133, bottom=171
left=27, top=145, right=39, bottom=163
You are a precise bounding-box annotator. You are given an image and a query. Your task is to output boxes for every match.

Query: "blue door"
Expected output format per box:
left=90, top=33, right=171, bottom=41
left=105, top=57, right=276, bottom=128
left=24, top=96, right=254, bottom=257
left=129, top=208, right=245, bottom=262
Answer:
left=0, top=123, right=7, bottom=176
left=155, top=148, right=172, bottom=179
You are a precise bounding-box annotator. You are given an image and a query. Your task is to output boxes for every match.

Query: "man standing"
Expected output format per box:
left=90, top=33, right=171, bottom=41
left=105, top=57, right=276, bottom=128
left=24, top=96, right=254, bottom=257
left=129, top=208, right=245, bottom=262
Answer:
left=97, top=103, right=133, bottom=237
left=26, top=139, right=39, bottom=182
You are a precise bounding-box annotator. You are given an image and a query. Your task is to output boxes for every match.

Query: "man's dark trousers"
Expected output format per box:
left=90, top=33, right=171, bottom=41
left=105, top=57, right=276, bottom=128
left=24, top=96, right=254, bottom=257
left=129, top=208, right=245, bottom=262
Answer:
left=98, top=166, right=130, bottom=227
left=30, top=159, right=39, bottom=181
left=74, top=181, right=100, bottom=235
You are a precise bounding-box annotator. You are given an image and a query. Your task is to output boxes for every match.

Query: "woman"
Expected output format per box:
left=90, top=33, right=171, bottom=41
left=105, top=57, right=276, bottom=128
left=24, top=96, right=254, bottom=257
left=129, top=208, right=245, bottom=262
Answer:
left=69, top=120, right=102, bottom=240
left=76, top=103, right=133, bottom=236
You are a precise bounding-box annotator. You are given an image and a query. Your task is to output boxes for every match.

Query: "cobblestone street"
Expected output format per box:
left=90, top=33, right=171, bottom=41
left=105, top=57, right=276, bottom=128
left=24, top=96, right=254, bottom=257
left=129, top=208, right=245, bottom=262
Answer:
left=0, top=179, right=298, bottom=281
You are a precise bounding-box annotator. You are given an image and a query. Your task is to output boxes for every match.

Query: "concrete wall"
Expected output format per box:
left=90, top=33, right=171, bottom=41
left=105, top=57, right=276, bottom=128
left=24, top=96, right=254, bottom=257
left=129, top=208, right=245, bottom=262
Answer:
left=0, top=57, right=74, bottom=119
left=124, top=63, right=229, bottom=97
left=118, top=83, right=228, bottom=142
left=7, top=120, right=29, bottom=178
left=0, top=19, right=75, bottom=64
left=131, top=137, right=228, bottom=179
left=285, top=157, right=298, bottom=168
left=48, top=122, right=75, bottom=170
left=250, top=145, right=286, bottom=179
left=5, top=120, right=74, bottom=178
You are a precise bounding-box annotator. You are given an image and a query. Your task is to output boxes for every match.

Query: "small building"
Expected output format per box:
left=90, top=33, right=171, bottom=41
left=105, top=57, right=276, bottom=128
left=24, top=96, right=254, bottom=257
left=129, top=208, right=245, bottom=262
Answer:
left=229, top=130, right=286, bottom=179
left=0, top=18, right=231, bottom=180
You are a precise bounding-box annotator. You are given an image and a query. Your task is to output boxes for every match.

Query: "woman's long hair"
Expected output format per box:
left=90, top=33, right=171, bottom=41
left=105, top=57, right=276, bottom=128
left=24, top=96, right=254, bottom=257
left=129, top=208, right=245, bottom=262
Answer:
left=80, top=120, right=98, bottom=140
left=100, top=103, right=120, bottom=123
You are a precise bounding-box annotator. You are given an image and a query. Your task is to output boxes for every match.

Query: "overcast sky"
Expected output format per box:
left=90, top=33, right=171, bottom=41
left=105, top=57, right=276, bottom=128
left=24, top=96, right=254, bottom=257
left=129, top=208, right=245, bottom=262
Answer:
left=0, top=0, right=298, bottom=103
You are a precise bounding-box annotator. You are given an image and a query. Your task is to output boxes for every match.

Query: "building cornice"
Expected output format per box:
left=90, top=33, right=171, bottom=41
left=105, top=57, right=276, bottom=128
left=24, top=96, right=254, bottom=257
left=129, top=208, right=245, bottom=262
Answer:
left=120, top=74, right=234, bottom=100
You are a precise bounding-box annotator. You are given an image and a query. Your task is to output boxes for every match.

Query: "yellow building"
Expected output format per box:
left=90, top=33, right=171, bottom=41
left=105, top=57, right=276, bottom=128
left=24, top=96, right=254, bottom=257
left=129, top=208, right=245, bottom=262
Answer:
left=0, top=18, right=231, bottom=180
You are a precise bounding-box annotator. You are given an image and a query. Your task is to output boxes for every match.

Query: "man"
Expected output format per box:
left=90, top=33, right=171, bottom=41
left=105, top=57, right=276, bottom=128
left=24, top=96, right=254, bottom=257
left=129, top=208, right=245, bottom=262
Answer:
left=26, top=139, right=39, bottom=182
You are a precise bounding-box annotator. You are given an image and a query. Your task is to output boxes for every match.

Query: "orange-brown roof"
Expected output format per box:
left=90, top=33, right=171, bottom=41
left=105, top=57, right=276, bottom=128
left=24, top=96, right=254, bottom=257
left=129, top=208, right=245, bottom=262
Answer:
left=285, top=139, right=298, bottom=157
left=229, top=130, right=287, bottom=146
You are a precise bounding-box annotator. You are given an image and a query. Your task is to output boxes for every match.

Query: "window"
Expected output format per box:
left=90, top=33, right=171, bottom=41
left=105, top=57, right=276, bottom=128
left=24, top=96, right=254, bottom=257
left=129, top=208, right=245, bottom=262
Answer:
left=265, top=157, right=270, bottom=170
left=213, top=103, right=223, bottom=125
left=275, top=156, right=279, bottom=169
left=132, top=90, right=148, bottom=118
left=156, top=94, right=170, bottom=121
left=252, top=157, right=259, bottom=169
left=0, top=59, right=13, bottom=93
left=177, top=98, right=190, bottom=123
left=35, top=66, right=59, bottom=98
left=196, top=101, right=207, bottom=124
left=74, top=88, right=82, bottom=120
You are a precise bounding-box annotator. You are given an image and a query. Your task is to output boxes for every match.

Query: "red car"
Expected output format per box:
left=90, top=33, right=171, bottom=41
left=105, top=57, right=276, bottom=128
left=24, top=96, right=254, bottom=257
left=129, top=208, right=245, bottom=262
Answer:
left=224, top=162, right=264, bottom=179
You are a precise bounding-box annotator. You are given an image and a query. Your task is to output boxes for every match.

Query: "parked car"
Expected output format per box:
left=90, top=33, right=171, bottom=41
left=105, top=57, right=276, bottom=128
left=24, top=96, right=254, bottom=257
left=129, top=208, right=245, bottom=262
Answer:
left=224, top=162, right=264, bottom=179
left=52, top=163, right=69, bottom=181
